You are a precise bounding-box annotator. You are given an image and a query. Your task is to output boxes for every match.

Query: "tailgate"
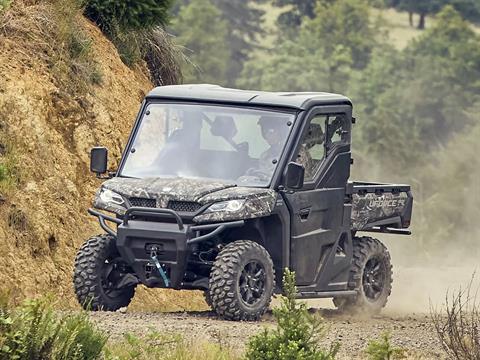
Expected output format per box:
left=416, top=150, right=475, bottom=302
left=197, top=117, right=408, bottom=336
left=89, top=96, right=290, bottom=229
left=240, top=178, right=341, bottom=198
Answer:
left=350, top=182, right=413, bottom=231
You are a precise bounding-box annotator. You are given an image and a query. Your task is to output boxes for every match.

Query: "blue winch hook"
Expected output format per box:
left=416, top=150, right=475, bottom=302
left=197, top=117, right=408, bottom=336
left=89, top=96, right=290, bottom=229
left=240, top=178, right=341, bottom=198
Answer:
left=151, top=254, right=170, bottom=287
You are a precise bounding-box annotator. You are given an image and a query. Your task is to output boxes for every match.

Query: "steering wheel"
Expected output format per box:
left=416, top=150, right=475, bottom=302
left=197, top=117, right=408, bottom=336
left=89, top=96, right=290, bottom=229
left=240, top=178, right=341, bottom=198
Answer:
left=245, top=168, right=270, bottom=181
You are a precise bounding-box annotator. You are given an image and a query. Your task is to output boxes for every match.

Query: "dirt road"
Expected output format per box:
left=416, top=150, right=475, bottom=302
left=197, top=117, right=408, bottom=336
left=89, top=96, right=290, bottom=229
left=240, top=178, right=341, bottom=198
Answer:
left=90, top=308, right=444, bottom=359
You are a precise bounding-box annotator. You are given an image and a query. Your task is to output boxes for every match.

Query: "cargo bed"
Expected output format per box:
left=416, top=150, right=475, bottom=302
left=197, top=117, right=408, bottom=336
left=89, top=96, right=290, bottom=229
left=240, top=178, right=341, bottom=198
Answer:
left=349, top=182, right=413, bottom=234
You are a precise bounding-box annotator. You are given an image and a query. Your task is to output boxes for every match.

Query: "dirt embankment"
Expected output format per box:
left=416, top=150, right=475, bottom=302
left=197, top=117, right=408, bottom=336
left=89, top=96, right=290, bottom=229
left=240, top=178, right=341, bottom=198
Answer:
left=0, top=1, right=206, bottom=310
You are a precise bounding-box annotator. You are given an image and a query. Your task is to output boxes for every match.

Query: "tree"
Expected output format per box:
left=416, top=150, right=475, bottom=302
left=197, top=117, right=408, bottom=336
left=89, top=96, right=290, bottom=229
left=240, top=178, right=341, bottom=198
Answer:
left=352, top=6, right=480, bottom=171
left=239, top=0, right=377, bottom=92
left=385, top=0, right=480, bottom=29
left=171, top=0, right=265, bottom=85
left=173, top=0, right=231, bottom=84
left=273, top=0, right=317, bottom=29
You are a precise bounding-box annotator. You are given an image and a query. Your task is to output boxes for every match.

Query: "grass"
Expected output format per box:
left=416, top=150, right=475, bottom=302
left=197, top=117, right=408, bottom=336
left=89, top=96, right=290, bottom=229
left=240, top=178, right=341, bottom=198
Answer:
left=0, top=133, right=21, bottom=195
left=371, top=8, right=427, bottom=49
left=0, top=296, right=107, bottom=360
left=104, top=332, right=239, bottom=360
left=0, top=0, right=10, bottom=13
left=51, top=0, right=103, bottom=92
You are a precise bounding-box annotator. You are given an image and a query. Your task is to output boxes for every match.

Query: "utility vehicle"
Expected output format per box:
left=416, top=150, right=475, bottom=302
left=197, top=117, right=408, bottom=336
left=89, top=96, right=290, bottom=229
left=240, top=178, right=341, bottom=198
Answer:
left=73, top=85, right=413, bottom=320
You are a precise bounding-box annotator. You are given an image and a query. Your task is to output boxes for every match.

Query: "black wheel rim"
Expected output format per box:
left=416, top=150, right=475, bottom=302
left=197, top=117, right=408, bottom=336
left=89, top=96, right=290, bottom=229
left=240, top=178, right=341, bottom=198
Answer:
left=101, top=257, right=129, bottom=298
left=362, top=256, right=386, bottom=301
left=239, top=261, right=266, bottom=306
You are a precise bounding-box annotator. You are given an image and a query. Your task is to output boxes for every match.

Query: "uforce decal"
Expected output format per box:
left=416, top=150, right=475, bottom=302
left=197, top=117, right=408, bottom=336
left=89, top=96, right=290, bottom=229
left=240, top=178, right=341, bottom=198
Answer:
left=351, top=192, right=409, bottom=230
left=367, top=197, right=406, bottom=208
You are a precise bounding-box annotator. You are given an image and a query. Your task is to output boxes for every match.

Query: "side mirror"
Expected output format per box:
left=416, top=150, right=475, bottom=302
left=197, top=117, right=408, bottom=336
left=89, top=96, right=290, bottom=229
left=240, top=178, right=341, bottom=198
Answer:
left=285, top=162, right=305, bottom=190
left=90, top=147, right=108, bottom=175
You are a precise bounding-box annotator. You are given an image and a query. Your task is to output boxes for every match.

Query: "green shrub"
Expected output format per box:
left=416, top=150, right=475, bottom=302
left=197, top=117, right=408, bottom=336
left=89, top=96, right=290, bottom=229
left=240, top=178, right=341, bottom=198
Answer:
left=246, top=269, right=339, bottom=360
left=365, top=333, right=405, bottom=360
left=0, top=0, right=10, bottom=13
left=84, top=0, right=174, bottom=35
left=0, top=296, right=107, bottom=360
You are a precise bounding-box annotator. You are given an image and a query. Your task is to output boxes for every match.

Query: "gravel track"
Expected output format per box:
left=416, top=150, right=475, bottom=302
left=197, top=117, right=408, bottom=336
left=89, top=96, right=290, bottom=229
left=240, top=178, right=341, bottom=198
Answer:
left=90, top=308, right=445, bottom=359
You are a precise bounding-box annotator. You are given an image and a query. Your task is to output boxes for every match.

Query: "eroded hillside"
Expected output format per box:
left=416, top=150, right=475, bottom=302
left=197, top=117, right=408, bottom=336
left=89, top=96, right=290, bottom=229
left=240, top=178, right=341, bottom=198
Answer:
left=0, top=1, right=205, bottom=310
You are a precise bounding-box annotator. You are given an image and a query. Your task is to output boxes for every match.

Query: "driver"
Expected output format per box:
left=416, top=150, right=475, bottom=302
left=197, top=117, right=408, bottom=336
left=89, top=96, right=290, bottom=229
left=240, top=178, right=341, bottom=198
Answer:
left=257, top=115, right=287, bottom=173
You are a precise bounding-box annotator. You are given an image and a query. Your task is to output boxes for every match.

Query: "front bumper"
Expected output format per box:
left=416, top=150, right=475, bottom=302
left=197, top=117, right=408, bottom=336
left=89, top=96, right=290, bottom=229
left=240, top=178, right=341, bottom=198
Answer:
left=88, top=207, right=243, bottom=289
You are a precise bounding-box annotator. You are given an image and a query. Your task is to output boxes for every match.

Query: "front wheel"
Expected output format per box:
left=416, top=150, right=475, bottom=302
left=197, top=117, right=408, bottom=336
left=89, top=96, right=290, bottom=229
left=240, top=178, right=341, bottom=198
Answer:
left=209, top=240, right=275, bottom=321
left=333, top=236, right=392, bottom=315
left=73, top=234, right=136, bottom=311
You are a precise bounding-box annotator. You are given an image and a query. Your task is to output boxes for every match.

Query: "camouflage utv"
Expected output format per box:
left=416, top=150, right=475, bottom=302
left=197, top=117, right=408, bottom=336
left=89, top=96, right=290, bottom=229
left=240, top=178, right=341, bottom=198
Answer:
left=74, top=85, right=413, bottom=320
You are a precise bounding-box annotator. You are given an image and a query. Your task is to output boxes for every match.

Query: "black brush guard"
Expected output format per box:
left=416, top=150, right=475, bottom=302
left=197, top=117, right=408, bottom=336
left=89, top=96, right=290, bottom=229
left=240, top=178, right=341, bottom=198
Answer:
left=88, top=207, right=244, bottom=289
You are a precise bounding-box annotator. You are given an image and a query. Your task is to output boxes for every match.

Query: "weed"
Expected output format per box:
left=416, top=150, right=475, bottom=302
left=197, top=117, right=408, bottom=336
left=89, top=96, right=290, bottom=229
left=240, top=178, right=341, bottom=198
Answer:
left=104, top=330, right=239, bottom=360
left=0, top=296, right=107, bottom=360
left=0, top=0, right=10, bottom=13
left=365, top=333, right=405, bottom=360
left=0, top=138, right=20, bottom=195
left=431, top=274, right=480, bottom=359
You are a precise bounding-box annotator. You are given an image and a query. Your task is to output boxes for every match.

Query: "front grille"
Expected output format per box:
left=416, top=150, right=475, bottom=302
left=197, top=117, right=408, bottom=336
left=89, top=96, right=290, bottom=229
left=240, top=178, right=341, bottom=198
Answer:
left=168, top=201, right=202, bottom=213
left=129, top=197, right=156, bottom=208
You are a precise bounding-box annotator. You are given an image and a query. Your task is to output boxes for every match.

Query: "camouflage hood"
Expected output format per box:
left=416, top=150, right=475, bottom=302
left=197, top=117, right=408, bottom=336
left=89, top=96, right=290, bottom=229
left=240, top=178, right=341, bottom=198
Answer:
left=93, top=176, right=278, bottom=223
left=100, top=177, right=236, bottom=206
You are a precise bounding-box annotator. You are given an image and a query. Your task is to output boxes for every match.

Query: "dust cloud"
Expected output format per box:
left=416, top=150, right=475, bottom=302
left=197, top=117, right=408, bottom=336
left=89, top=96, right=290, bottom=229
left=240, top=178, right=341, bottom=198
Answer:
left=382, top=236, right=478, bottom=314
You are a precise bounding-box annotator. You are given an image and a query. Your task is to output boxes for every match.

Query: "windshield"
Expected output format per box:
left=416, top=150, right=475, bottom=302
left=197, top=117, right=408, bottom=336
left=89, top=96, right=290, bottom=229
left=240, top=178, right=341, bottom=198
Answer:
left=120, top=103, right=295, bottom=186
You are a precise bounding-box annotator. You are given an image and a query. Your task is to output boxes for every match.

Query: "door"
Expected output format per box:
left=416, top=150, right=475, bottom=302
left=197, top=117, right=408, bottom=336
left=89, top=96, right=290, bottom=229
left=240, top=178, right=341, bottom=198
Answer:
left=283, top=105, right=353, bottom=292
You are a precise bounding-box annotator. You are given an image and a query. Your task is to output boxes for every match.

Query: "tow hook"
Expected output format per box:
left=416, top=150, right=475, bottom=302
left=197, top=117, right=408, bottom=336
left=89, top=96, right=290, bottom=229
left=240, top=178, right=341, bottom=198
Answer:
left=150, top=250, right=170, bottom=287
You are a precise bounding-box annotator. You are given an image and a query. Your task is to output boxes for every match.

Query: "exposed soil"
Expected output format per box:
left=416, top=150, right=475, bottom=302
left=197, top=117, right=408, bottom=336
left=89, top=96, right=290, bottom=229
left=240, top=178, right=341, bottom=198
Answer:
left=90, top=307, right=444, bottom=359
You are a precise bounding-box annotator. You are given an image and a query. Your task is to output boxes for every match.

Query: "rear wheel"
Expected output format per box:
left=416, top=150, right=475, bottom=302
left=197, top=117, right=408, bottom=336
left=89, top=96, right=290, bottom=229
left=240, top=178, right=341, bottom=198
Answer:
left=209, top=240, right=275, bottom=321
left=73, top=234, right=137, bottom=311
left=333, top=236, right=392, bottom=315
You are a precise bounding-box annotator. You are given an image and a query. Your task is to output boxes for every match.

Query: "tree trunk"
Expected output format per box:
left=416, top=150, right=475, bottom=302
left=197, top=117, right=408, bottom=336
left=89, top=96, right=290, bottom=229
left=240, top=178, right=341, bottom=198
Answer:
left=418, top=13, right=426, bottom=30
left=409, top=12, right=413, bottom=27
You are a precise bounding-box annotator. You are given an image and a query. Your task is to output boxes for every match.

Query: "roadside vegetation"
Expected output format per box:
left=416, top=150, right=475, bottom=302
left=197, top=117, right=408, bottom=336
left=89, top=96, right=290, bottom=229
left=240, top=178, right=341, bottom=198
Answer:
left=365, top=333, right=405, bottom=360
left=431, top=276, right=480, bottom=359
left=246, top=269, right=339, bottom=360
left=83, top=0, right=182, bottom=86
left=7, top=270, right=480, bottom=359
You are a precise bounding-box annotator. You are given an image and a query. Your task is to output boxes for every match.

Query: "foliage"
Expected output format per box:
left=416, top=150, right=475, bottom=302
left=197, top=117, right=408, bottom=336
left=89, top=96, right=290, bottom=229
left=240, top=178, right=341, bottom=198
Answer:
left=172, top=0, right=231, bottom=84
left=51, top=0, right=104, bottom=92
left=171, top=0, right=264, bottom=85
left=84, top=0, right=174, bottom=35
left=83, top=0, right=182, bottom=84
left=239, top=0, right=377, bottom=92
left=0, top=297, right=107, bottom=360
left=352, top=6, right=480, bottom=171
left=273, top=0, right=317, bottom=29
left=411, top=122, right=480, bottom=257
left=104, top=331, right=239, bottom=360
left=0, top=0, right=10, bottom=13
left=431, top=275, right=480, bottom=359
left=110, top=27, right=183, bottom=85
left=365, top=333, right=405, bottom=360
left=384, top=0, right=480, bottom=28
left=246, top=269, right=339, bottom=360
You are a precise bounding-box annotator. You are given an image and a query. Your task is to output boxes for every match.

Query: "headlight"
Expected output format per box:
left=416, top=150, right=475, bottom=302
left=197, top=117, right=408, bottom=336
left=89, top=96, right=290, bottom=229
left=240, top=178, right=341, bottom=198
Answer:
left=99, top=188, right=125, bottom=206
left=204, top=199, right=246, bottom=213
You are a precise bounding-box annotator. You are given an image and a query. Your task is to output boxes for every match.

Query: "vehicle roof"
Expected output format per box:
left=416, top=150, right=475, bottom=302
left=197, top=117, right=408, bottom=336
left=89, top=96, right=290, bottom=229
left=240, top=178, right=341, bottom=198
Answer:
left=146, top=84, right=352, bottom=110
